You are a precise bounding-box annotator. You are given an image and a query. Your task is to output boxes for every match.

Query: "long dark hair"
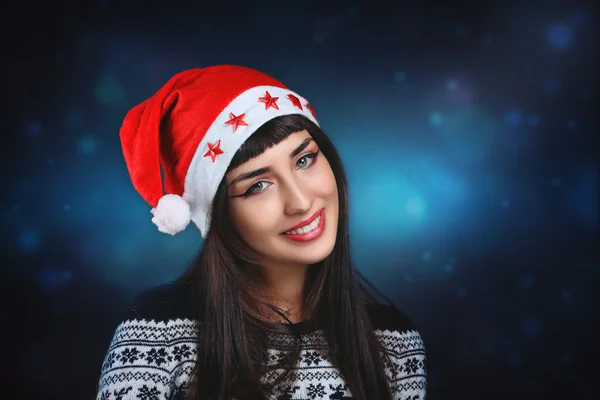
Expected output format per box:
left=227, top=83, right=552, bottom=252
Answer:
left=177, top=114, right=397, bottom=399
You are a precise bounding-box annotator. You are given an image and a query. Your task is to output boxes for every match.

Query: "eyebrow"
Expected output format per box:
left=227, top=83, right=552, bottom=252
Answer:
left=228, top=137, right=313, bottom=187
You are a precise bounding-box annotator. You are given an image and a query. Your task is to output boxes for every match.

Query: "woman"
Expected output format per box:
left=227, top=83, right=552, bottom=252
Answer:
left=96, top=65, right=427, bottom=400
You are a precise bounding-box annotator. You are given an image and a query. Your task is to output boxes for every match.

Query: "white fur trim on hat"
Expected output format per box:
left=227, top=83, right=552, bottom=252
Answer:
left=150, top=194, right=192, bottom=235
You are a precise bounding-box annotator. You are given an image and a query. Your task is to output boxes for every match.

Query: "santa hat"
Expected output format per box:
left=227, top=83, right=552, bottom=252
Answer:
left=120, top=65, right=319, bottom=238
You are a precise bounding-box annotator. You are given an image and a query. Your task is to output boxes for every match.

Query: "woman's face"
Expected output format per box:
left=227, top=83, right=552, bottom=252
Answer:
left=226, top=130, right=339, bottom=269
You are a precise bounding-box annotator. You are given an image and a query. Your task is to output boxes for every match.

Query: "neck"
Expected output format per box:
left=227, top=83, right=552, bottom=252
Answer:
left=261, top=261, right=308, bottom=323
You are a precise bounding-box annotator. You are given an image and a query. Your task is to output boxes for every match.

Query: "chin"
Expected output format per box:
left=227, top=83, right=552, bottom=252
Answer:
left=280, top=222, right=338, bottom=265
left=297, top=242, right=336, bottom=265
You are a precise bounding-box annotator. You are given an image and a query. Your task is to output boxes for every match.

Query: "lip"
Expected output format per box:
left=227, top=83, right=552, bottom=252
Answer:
left=282, top=208, right=324, bottom=233
left=281, top=208, right=326, bottom=243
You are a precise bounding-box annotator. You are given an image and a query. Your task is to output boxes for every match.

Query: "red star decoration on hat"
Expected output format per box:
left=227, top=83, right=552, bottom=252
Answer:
left=204, top=140, right=224, bottom=163
left=225, top=112, right=248, bottom=132
left=287, top=94, right=303, bottom=110
left=259, top=91, right=279, bottom=110
left=305, top=102, right=316, bottom=119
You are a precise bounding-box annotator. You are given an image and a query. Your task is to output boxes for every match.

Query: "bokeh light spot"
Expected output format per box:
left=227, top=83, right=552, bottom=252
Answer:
left=546, top=23, right=573, bottom=50
left=66, top=112, right=84, bottom=129
left=570, top=8, right=590, bottom=27
left=551, top=177, right=562, bottom=188
left=17, top=229, right=40, bottom=253
left=438, top=108, right=496, bottom=164
left=563, top=352, right=573, bottom=365
left=95, top=75, right=125, bottom=104
left=35, top=266, right=73, bottom=292
left=26, top=121, right=42, bottom=137
left=527, top=114, right=541, bottom=126
left=78, top=135, right=99, bottom=155
left=521, top=316, right=542, bottom=337
left=429, top=112, right=443, bottom=126
left=405, top=196, right=427, bottom=217
left=394, top=70, right=406, bottom=82
left=505, top=110, right=523, bottom=126
left=569, top=165, right=597, bottom=226
left=444, top=257, right=457, bottom=274
left=544, top=77, right=561, bottom=94
left=429, top=169, right=468, bottom=202
left=508, top=351, right=521, bottom=365
left=519, top=275, right=533, bottom=289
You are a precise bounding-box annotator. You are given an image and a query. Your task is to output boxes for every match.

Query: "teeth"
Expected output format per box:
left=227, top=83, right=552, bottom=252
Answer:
left=285, top=215, right=321, bottom=235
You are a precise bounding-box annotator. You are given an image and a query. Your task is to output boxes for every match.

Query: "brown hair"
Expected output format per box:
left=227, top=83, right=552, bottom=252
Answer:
left=177, top=114, right=397, bottom=399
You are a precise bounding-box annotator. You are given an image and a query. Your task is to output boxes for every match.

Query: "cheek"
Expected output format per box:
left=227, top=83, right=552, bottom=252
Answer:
left=229, top=201, right=276, bottom=240
left=313, top=160, right=338, bottom=198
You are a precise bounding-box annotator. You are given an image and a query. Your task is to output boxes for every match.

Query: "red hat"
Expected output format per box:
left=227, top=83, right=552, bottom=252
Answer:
left=120, top=65, right=319, bottom=238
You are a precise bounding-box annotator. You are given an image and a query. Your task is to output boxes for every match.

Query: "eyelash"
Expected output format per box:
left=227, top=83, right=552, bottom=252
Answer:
left=238, top=150, right=320, bottom=197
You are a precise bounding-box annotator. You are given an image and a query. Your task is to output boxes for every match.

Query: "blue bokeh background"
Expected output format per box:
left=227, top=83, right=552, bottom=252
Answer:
left=4, top=0, right=597, bottom=399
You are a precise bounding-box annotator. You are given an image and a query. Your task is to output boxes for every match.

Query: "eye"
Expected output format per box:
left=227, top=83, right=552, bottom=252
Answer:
left=296, top=150, right=319, bottom=170
left=242, top=181, right=271, bottom=196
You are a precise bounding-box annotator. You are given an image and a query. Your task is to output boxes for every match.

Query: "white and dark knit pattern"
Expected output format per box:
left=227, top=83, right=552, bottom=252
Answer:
left=96, top=284, right=427, bottom=399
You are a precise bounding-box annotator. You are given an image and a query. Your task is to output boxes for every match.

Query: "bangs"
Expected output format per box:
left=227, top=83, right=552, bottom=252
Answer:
left=226, top=114, right=316, bottom=172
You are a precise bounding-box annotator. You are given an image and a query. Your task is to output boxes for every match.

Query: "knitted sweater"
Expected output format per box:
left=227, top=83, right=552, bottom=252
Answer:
left=96, top=282, right=427, bottom=399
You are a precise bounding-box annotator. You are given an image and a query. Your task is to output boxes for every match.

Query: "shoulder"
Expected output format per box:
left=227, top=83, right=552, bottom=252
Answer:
left=366, top=303, right=428, bottom=396
left=366, top=303, right=427, bottom=361
left=97, top=280, right=198, bottom=399
left=366, top=302, right=420, bottom=334
left=125, top=279, right=195, bottom=322
left=106, top=279, right=199, bottom=346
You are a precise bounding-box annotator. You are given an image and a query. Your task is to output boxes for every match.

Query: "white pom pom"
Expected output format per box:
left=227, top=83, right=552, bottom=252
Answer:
left=150, top=194, right=192, bottom=235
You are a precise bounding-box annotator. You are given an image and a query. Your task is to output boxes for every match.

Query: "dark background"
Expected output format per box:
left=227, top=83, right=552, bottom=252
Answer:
left=4, top=0, right=598, bottom=399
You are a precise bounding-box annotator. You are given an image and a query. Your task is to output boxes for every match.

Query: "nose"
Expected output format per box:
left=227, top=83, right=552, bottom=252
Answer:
left=282, top=177, right=313, bottom=215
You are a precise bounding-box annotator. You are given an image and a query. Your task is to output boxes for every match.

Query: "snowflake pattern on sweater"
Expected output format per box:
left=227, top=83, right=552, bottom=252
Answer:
left=96, top=283, right=427, bottom=399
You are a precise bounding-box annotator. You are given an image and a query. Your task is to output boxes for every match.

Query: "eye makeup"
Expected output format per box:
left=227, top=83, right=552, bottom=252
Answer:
left=232, top=149, right=321, bottom=198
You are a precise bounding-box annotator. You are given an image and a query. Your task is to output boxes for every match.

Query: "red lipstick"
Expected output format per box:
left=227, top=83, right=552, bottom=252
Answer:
left=281, top=208, right=325, bottom=243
